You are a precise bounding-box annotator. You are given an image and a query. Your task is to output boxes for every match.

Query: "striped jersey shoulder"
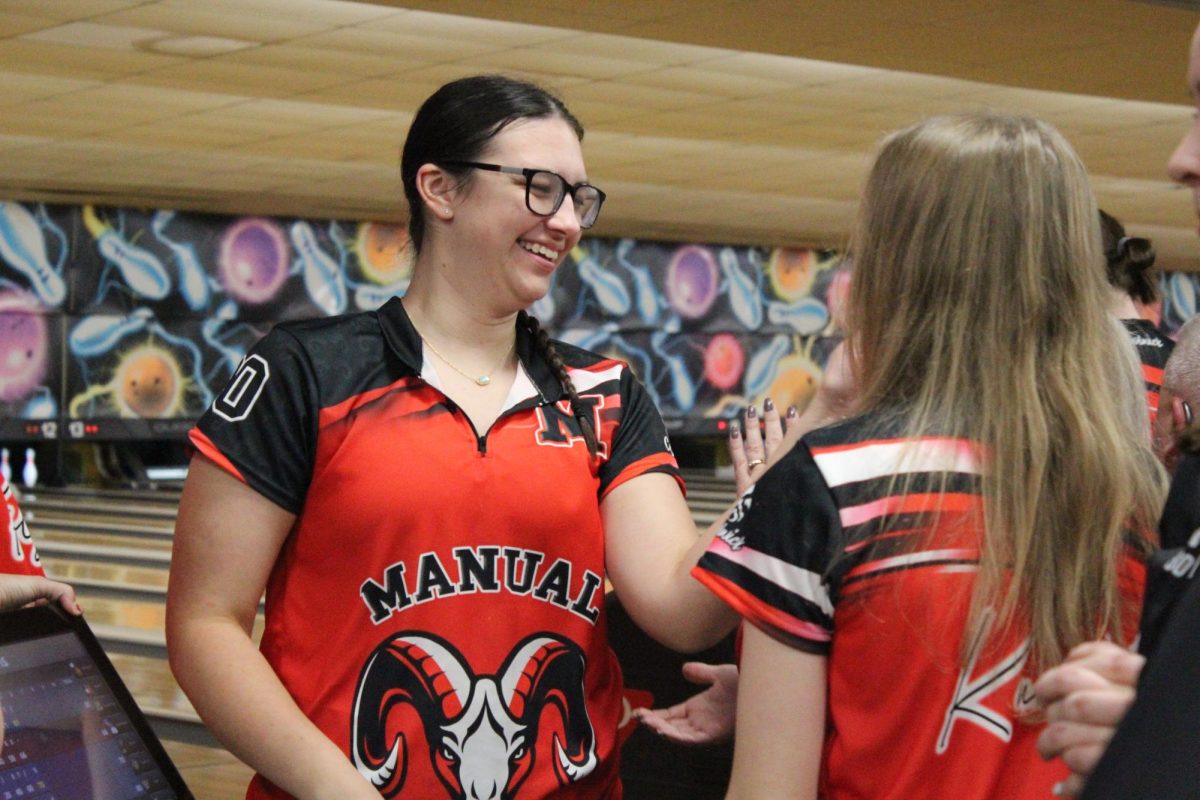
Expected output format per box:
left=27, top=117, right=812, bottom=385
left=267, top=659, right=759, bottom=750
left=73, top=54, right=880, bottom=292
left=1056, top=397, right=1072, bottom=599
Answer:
left=804, top=417, right=984, bottom=480
left=794, top=420, right=987, bottom=605
left=801, top=418, right=986, bottom=543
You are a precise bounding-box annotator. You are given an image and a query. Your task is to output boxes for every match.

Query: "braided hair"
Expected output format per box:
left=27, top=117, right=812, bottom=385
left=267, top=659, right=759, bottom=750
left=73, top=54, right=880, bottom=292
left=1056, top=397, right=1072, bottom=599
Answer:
left=518, top=310, right=599, bottom=459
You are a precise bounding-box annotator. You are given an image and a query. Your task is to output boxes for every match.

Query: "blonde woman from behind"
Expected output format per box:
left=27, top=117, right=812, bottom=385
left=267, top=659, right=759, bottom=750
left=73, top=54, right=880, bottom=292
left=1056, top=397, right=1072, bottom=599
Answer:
left=694, top=113, right=1166, bottom=800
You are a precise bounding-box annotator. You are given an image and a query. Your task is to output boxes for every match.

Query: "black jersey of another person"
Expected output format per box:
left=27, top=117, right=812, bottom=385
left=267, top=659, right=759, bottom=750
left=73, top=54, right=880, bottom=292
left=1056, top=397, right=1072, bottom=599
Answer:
left=1123, top=318, right=1174, bottom=420
left=1136, top=452, right=1200, bottom=658
left=188, top=297, right=681, bottom=800
left=1081, top=452, right=1200, bottom=800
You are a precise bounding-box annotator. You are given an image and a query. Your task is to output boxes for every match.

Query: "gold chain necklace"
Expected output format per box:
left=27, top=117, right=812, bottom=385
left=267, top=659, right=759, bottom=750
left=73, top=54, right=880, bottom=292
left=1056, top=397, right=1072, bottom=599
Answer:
left=421, top=335, right=514, bottom=387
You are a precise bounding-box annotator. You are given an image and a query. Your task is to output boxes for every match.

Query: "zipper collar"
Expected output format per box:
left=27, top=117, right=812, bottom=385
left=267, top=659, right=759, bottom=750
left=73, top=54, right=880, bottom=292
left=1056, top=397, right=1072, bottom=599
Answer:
left=376, top=297, right=564, bottom=405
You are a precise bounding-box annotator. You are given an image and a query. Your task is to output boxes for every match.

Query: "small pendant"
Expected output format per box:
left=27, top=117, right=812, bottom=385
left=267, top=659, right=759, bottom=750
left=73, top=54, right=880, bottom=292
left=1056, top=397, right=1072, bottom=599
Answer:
left=476, top=375, right=491, bottom=386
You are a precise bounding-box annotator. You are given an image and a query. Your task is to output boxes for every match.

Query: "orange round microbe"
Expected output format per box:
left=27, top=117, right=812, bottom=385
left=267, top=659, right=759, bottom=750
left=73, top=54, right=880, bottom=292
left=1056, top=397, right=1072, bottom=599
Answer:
left=768, top=248, right=817, bottom=302
left=116, top=348, right=179, bottom=418
left=356, top=222, right=412, bottom=285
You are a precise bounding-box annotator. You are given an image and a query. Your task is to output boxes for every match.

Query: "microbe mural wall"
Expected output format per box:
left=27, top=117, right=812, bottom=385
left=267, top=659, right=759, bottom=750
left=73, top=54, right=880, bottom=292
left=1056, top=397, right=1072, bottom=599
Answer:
left=0, top=199, right=839, bottom=441
left=6, top=201, right=1197, bottom=444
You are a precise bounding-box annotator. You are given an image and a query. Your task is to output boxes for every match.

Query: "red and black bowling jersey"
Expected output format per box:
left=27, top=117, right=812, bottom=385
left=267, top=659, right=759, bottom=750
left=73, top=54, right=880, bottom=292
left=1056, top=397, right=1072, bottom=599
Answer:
left=694, top=416, right=1144, bottom=800
left=189, top=298, right=680, bottom=800
left=1, top=473, right=43, bottom=576
left=1123, top=317, right=1175, bottom=420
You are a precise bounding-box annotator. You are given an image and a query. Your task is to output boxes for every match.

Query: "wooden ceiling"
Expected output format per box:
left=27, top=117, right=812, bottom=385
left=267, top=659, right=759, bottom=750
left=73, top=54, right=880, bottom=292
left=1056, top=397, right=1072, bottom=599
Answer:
left=2, top=0, right=1200, bottom=268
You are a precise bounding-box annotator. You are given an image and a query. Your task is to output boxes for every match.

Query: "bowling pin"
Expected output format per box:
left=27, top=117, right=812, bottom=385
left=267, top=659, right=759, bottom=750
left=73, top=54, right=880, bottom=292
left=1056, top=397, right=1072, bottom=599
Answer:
left=21, top=448, right=37, bottom=489
left=0, top=448, right=10, bottom=484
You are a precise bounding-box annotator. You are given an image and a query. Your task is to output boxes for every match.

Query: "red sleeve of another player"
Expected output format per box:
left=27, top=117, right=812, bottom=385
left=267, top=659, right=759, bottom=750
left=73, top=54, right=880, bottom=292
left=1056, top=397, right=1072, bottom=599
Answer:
left=1, top=474, right=45, bottom=577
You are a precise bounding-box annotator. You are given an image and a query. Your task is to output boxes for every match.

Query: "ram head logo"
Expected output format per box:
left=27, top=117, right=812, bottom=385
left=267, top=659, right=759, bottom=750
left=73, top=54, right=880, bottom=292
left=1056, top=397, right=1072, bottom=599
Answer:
left=351, top=631, right=598, bottom=799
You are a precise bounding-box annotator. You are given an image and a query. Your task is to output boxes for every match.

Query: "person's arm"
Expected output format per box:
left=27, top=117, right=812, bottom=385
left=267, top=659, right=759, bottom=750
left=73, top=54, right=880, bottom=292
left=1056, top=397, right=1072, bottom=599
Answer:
left=606, top=378, right=852, bottom=652
left=607, top=341, right=859, bottom=653
left=166, top=456, right=377, bottom=800
left=725, top=624, right=825, bottom=800
left=0, top=574, right=80, bottom=614
left=600, top=395, right=778, bottom=652
left=603, top=471, right=740, bottom=652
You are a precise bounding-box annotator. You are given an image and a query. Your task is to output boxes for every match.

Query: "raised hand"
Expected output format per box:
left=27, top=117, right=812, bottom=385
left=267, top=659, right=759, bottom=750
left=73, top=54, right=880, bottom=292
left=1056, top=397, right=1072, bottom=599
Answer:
left=730, top=400, right=784, bottom=495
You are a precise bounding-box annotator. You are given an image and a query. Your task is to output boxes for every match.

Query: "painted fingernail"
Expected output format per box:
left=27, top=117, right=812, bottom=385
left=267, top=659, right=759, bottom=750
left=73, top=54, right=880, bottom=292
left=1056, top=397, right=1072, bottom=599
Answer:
left=747, top=404, right=757, bottom=418
left=1052, top=783, right=1065, bottom=797
left=764, top=398, right=775, bottom=412
left=787, top=405, right=798, bottom=419
left=730, top=421, right=740, bottom=438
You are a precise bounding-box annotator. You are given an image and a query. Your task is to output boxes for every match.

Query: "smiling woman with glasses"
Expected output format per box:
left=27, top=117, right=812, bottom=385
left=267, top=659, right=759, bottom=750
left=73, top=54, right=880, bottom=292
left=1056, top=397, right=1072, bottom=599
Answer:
left=167, top=73, right=775, bottom=800
left=438, top=160, right=606, bottom=228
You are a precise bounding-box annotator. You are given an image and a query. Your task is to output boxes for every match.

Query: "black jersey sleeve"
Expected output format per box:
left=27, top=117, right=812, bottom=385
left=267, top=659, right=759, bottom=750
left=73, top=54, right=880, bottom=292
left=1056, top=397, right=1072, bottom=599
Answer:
left=191, top=326, right=319, bottom=514
left=597, top=365, right=680, bottom=497
left=693, top=442, right=843, bottom=654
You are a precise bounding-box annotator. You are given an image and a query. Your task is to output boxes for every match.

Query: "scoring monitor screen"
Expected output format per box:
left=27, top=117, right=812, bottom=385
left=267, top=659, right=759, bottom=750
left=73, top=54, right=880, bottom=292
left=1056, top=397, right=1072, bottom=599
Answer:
left=0, top=631, right=182, bottom=800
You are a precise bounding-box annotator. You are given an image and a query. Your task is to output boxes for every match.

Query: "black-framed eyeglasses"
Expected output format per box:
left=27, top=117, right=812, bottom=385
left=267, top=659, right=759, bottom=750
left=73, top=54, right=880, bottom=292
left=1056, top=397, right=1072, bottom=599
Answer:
left=440, top=161, right=606, bottom=229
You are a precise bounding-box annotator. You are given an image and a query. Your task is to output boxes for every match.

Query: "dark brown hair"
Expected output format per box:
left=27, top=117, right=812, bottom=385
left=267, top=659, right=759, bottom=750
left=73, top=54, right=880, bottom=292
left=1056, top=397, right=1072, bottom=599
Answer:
left=401, top=75, right=583, bottom=251
left=1099, top=209, right=1160, bottom=305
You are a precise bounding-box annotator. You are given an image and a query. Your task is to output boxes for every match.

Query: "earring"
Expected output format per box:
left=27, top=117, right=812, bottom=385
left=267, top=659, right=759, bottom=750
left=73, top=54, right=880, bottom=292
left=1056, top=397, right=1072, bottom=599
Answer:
left=442, top=207, right=451, bottom=215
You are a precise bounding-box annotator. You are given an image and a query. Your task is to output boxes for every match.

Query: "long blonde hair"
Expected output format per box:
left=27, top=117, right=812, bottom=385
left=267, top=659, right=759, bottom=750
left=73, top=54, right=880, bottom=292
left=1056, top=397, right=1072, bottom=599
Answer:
left=847, top=114, right=1165, bottom=669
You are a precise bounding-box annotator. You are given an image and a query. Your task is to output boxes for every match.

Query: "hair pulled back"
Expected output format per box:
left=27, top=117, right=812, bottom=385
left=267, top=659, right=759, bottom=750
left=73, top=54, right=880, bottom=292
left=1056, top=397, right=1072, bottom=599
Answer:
left=1098, top=209, right=1159, bottom=305
left=401, top=74, right=583, bottom=251
left=401, top=76, right=596, bottom=457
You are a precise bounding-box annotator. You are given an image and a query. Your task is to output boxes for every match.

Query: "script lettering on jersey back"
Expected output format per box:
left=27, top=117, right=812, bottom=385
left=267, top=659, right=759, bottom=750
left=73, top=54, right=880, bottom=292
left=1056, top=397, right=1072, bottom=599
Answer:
left=360, top=545, right=604, bottom=626
left=1129, top=333, right=1166, bottom=349
left=937, top=608, right=1031, bottom=754
left=715, top=485, right=756, bottom=552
